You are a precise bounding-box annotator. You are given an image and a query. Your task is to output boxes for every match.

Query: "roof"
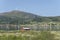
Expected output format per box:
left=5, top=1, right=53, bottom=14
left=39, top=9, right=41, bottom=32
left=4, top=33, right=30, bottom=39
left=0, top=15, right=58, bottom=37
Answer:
left=23, top=27, right=30, bottom=29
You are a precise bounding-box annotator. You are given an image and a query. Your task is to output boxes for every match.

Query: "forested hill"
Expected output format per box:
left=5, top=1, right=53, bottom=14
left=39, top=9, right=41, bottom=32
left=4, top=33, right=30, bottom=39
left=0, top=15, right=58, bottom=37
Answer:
left=0, top=10, right=60, bottom=24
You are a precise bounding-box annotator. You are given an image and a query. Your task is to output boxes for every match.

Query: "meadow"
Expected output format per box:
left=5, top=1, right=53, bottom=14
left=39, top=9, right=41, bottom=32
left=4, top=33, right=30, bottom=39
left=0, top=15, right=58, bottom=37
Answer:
left=0, top=31, right=60, bottom=40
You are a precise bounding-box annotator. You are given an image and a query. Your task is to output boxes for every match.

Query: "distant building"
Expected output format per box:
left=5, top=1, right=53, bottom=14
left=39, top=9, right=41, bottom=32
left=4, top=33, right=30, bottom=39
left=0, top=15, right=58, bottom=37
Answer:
left=23, top=27, right=30, bottom=30
left=21, top=27, right=30, bottom=31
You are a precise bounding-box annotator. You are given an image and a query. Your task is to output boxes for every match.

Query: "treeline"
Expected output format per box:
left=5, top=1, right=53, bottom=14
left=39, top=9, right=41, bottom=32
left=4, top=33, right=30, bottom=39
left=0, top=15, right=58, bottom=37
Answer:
left=0, top=16, right=60, bottom=24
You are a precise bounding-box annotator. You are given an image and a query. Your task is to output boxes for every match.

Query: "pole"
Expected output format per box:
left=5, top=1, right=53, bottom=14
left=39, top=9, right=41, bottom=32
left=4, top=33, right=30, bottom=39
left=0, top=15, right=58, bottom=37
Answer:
left=50, top=22, right=52, bottom=31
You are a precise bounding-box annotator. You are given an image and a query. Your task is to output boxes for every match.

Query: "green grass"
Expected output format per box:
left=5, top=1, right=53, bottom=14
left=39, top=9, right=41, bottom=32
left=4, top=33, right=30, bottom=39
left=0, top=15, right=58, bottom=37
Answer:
left=0, top=31, right=59, bottom=40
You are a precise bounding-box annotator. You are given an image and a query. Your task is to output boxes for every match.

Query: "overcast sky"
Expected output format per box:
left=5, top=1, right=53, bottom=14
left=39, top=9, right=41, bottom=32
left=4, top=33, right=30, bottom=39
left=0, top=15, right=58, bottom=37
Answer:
left=0, top=0, right=60, bottom=16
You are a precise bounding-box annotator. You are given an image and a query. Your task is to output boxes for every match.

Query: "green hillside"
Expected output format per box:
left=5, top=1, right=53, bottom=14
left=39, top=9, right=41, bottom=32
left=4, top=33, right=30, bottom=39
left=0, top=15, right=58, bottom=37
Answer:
left=0, top=10, right=60, bottom=24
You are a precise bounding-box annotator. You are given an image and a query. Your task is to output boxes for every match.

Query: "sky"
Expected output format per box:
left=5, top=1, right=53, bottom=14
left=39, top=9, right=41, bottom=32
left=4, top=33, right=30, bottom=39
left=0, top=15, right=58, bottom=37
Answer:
left=0, top=0, right=60, bottom=16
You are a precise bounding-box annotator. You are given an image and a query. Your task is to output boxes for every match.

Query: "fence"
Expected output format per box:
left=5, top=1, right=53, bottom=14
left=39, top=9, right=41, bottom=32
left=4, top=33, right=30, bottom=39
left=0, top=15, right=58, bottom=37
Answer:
left=0, top=24, right=60, bottom=31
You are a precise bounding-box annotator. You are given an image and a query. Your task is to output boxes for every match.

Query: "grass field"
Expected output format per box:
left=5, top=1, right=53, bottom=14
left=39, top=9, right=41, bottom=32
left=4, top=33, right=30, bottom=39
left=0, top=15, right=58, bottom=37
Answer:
left=0, top=31, right=60, bottom=40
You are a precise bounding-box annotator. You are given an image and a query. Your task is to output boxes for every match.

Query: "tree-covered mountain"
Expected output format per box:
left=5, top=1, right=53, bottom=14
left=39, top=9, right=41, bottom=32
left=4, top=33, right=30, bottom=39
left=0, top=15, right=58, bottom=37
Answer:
left=0, top=10, right=60, bottom=24
left=0, top=10, right=40, bottom=24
